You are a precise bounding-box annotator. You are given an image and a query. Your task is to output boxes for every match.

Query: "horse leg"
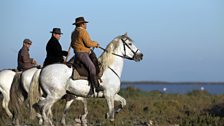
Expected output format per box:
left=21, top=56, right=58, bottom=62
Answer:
left=37, top=112, right=43, bottom=125
left=47, top=96, right=62, bottom=126
left=60, top=96, right=88, bottom=126
left=46, top=103, right=54, bottom=120
left=114, top=94, right=126, bottom=113
left=105, top=95, right=115, bottom=121
left=1, top=91, right=13, bottom=118
left=45, top=97, right=57, bottom=121
left=40, top=97, right=55, bottom=126
left=61, top=99, right=74, bottom=126
left=76, top=97, right=88, bottom=126
left=33, top=97, right=45, bottom=125
left=12, top=114, right=20, bottom=126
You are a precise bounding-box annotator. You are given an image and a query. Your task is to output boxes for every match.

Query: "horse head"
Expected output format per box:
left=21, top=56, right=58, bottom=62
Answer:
left=118, top=33, right=143, bottom=62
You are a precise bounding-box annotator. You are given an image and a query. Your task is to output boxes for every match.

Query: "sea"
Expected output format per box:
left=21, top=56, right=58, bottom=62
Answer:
left=121, top=83, right=224, bottom=94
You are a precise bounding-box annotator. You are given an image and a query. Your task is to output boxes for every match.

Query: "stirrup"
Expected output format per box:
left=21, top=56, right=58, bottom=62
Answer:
left=88, top=88, right=94, bottom=96
left=96, top=85, right=104, bottom=92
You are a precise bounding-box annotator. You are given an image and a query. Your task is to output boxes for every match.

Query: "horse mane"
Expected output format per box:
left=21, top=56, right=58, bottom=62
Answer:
left=98, top=35, right=124, bottom=71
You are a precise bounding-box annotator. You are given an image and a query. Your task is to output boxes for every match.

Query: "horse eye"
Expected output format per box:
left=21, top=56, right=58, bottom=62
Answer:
left=128, top=43, right=132, bottom=46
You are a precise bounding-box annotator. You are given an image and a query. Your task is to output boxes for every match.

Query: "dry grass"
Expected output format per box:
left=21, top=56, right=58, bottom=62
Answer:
left=1, top=88, right=224, bottom=126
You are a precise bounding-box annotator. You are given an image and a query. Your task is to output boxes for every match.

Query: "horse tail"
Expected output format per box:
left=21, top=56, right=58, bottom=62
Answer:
left=28, top=69, right=41, bottom=120
left=9, top=72, right=24, bottom=124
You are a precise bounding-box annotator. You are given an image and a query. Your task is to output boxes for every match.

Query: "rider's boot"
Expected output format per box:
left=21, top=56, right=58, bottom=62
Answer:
left=92, top=76, right=104, bottom=92
left=87, top=78, right=95, bottom=95
left=88, top=86, right=94, bottom=96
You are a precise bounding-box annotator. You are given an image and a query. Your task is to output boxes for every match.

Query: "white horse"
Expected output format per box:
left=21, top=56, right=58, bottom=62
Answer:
left=34, top=33, right=143, bottom=125
left=0, top=68, right=38, bottom=118
left=0, top=67, right=88, bottom=125
left=0, top=69, right=16, bottom=117
left=29, top=69, right=88, bottom=126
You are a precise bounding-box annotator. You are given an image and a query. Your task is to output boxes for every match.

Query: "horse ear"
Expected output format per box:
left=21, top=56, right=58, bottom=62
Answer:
left=124, top=32, right=128, bottom=36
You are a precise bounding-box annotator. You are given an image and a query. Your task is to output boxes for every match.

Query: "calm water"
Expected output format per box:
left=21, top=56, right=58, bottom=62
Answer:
left=122, top=83, right=224, bottom=94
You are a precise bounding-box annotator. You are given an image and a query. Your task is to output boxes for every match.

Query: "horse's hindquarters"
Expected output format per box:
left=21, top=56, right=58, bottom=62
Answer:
left=21, top=68, right=38, bottom=93
left=0, top=70, right=16, bottom=90
left=40, top=64, right=72, bottom=96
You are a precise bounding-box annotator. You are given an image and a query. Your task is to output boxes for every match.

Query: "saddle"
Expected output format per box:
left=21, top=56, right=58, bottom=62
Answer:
left=69, top=52, right=103, bottom=80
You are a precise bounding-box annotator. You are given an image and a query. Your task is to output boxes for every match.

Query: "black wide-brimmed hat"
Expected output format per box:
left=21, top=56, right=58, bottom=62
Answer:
left=50, top=28, right=63, bottom=34
left=72, top=17, right=88, bottom=25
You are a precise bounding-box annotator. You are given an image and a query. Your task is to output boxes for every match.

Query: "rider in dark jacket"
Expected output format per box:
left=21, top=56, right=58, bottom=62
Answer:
left=43, top=28, right=68, bottom=67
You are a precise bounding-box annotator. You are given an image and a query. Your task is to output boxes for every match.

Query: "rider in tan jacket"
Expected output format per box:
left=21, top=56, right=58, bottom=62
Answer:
left=71, top=26, right=98, bottom=53
left=71, top=17, right=103, bottom=95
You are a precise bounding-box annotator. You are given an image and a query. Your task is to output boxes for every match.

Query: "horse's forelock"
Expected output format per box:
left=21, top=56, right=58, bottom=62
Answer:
left=120, top=35, right=133, bottom=43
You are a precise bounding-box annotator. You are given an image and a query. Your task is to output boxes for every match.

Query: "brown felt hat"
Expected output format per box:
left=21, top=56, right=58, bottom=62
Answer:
left=72, top=17, right=88, bottom=25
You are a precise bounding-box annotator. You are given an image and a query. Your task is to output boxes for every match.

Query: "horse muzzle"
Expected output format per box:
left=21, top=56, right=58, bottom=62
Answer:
left=133, top=53, right=143, bottom=62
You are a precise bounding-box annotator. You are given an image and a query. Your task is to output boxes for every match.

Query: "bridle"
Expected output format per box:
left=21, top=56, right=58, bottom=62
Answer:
left=99, top=36, right=140, bottom=79
left=99, top=36, right=139, bottom=61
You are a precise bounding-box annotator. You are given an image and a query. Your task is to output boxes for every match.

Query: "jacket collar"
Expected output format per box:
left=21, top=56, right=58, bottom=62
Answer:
left=23, top=45, right=29, bottom=51
left=76, top=27, right=85, bottom=30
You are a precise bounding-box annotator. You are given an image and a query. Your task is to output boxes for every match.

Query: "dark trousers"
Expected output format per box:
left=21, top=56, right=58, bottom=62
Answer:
left=76, top=52, right=96, bottom=77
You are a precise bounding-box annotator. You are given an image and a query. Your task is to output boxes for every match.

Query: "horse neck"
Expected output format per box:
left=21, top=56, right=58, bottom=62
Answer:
left=100, top=48, right=125, bottom=78
left=109, top=55, right=124, bottom=78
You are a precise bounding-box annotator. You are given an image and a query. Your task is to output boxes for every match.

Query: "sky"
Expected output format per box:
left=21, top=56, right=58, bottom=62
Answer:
left=1, top=0, right=224, bottom=82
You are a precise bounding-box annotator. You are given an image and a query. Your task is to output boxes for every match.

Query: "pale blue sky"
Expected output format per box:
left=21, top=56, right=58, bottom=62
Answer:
left=1, top=0, right=224, bottom=82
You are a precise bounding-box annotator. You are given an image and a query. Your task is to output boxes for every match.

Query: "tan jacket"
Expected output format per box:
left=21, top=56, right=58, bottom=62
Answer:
left=71, top=27, right=98, bottom=53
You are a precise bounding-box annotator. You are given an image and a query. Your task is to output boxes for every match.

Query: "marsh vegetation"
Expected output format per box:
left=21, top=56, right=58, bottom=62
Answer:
left=1, top=87, right=224, bottom=126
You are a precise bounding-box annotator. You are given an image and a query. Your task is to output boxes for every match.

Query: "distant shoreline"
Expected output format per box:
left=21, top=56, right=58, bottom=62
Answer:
left=121, top=81, right=224, bottom=85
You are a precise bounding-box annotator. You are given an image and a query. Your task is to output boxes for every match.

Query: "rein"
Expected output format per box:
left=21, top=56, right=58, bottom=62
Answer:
left=99, top=46, right=121, bottom=80
left=108, top=66, right=120, bottom=80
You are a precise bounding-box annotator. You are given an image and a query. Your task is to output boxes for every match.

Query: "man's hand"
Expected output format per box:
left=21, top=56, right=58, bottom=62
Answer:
left=32, top=59, right=37, bottom=65
left=96, top=43, right=100, bottom=48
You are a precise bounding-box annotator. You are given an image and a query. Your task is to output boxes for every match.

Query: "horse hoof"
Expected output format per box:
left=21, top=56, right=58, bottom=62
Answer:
left=110, top=118, right=115, bottom=122
left=61, top=119, right=66, bottom=126
left=75, top=118, right=81, bottom=124
left=82, top=123, right=87, bottom=126
left=8, top=113, right=13, bottom=119
left=81, top=118, right=87, bottom=124
left=39, top=119, right=43, bottom=125
left=105, top=113, right=109, bottom=119
left=74, top=124, right=82, bottom=126
left=116, top=108, right=121, bottom=113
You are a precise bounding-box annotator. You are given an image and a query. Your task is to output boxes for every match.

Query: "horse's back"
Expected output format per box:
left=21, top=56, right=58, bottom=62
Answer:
left=41, top=64, right=72, bottom=77
left=0, top=69, right=16, bottom=78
